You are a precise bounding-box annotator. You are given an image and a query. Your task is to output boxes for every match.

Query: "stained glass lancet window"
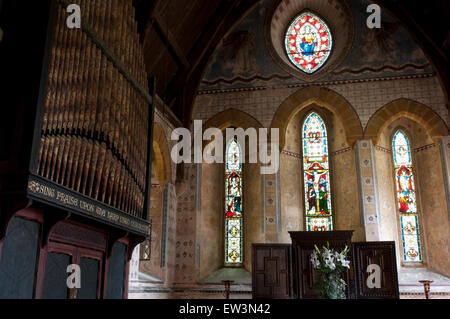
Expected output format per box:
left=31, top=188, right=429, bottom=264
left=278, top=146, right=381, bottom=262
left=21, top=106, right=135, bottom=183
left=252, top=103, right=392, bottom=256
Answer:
left=225, top=139, right=243, bottom=264
left=392, top=131, right=422, bottom=262
left=285, top=12, right=333, bottom=74
left=302, top=112, right=333, bottom=231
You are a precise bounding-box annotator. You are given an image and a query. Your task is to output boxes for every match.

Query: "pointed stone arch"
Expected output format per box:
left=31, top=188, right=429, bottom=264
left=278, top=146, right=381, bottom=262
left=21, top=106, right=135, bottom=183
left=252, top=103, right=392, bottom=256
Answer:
left=364, top=98, right=449, bottom=145
left=152, top=122, right=172, bottom=185
left=198, top=108, right=265, bottom=153
left=198, top=108, right=264, bottom=275
left=203, top=108, right=264, bottom=132
left=270, top=86, right=363, bottom=150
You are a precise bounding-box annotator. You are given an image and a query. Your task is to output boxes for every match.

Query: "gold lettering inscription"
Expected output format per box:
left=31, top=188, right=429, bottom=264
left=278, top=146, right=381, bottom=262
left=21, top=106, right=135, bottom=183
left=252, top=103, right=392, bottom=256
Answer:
left=28, top=181, right=56, bottom=198
left=119, top=216, right=130, bottom=225
left=96, top=207, right=106, bottom=217
left=56, top=191, right=79, bottom=206
left=80, top=200, right=95, bottom=213
left=131, top=220, right=150, bottom=233
left=28, top=179, right=148, bottom=233
left=107, top=211, right=119, bottom=222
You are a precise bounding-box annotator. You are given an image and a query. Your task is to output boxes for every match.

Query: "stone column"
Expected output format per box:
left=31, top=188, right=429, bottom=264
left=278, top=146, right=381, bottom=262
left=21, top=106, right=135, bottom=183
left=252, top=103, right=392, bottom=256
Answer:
left=355, top=139, right=382, bottom=241
left=173, top=164, right=198, bottom=286
left=260, top=144, right=282, bottom=243
left=128, top=244, right=140, bottom=282
left=263, top=172, right=277, bottom=242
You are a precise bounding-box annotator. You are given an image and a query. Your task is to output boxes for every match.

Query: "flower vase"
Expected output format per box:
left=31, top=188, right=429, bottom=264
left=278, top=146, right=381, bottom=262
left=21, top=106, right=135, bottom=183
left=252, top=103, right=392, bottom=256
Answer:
left=323, top=273, right=346, bottom=299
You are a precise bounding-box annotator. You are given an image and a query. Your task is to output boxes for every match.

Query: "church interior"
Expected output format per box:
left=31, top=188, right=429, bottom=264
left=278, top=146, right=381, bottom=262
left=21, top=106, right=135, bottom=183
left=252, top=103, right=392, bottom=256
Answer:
left=0, top=0, right=449, bottom=299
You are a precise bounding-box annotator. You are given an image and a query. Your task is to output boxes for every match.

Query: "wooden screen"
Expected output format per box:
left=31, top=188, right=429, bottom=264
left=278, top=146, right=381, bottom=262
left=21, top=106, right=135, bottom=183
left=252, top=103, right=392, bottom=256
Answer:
left=106, top=242, right=127, bottom=299
left=252, top=244, right=292, bottom=299
left=352, top=241, right=399, bottom=299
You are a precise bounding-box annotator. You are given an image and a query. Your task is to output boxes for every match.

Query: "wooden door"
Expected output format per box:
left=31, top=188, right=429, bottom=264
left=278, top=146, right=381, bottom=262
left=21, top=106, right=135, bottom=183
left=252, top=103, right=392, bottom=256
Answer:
left=37, top=220, right=107, bottom=299
left=252, top=244, right=292, bottom=299
left=41, top=243, right=104, bottom=299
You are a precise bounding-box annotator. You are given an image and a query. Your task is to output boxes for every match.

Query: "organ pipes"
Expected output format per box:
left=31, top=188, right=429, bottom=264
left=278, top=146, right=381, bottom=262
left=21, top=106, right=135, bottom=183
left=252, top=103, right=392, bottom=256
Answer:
left=35, top=0, right=150, bottom=219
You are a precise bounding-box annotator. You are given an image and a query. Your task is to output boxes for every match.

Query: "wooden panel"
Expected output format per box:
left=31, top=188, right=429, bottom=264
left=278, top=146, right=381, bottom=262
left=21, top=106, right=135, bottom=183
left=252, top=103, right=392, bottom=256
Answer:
left=106, top=242, right=127, bottom=299
left=49, top=220, right=107, bottom=251
left=289, top=231, right=353, bottom=299
left=252, top=244, right=292, bottom=299
left=42, top=252, right=71, bottom=299
left=0, top=217, right=40, bottom=299
left=78, top=257, right=100, bottom=299
left=352, top=241, right=399, bottom=299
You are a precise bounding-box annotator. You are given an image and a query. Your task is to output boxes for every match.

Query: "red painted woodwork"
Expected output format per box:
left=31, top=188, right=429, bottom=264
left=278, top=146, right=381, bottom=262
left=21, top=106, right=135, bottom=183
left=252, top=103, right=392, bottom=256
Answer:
left=32, top=218, right=132, bottom=299
left=0, top=207, right=45, bottom=267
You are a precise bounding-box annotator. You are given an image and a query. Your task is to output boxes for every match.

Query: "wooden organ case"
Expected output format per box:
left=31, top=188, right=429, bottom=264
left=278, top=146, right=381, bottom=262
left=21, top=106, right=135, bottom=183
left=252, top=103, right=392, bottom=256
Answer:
left=0, top=0, right=154, bottom=299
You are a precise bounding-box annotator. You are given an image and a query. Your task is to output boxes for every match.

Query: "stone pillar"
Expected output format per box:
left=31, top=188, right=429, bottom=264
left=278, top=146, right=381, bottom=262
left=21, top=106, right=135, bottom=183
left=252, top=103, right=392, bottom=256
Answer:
left=128, top=244, right=140, bottom=283
left=262, top=172, right=279, bottom=242
left=173, top=164, right=198, bottom=285
left=440, top=136, right=450, bottom=221
left=261, top=144, right=281, bottom=243
left=355, top=140, right=382, bottom=241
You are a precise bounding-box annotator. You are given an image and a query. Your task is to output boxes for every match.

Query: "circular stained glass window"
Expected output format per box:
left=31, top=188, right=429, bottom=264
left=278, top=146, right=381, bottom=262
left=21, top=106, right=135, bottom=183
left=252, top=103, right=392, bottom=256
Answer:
left=285, top=12, right=333, bottom=74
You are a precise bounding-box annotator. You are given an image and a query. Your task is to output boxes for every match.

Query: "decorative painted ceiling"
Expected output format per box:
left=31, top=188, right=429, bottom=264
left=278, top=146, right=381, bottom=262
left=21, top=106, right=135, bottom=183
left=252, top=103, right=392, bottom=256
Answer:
left=200, top=0, right=433, bottom=91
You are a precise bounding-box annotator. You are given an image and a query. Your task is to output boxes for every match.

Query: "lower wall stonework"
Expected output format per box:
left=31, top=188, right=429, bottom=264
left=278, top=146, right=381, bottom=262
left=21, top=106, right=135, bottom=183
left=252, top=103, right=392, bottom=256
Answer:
left=416, top=145, right=450, bottom=277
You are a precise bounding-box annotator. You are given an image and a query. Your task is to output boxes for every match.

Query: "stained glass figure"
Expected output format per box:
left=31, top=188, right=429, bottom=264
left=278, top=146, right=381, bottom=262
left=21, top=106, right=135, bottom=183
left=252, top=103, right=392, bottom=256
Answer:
left=392, top=131, right=422, bottom=262
left=302, top=112, right=333, bottom=231
left=285, top=12, right=333, bottom=74
left=225, top=139, right=243, bottom=264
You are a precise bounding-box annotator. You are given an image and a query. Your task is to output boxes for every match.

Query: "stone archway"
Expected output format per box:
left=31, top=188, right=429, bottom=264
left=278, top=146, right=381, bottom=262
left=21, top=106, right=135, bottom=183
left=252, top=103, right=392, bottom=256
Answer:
left=198, top=108, right=264, bottom=277
left=271, top=86, right=363, bottom=150
left=202, top=108, right=264, bottom=132
left=152, top=123, right=172, bottom=185
left=364, top=98, right=449, bottom=145
left=136, top=122, right=173, bottom=282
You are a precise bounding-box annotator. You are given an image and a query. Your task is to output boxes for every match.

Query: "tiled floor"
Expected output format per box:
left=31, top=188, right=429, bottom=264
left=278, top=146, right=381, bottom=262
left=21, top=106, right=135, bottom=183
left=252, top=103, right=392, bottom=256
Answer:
left=129, top=268, right=450, bottom=299
left=399, top=268, right=450, bottom=299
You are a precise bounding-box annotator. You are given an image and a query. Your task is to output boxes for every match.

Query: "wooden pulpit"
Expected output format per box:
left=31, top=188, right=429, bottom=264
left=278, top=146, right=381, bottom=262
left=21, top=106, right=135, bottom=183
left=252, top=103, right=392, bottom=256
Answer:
left=252, top=232, right=399, bottom=299
left=289, top=230, right=354, bottom=299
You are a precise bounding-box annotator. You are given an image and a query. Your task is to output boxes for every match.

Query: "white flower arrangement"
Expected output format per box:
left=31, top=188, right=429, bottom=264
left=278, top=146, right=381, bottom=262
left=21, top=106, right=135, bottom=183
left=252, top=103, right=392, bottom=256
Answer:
left=310, top=242, right=351, bottom=299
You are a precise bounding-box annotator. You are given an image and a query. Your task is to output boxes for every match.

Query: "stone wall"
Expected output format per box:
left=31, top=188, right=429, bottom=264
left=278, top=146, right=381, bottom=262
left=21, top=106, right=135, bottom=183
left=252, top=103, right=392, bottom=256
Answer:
left=376, top=117, right=450, bottom=277
left=145, top=74, right=450, bottom=287
left=174, top=163, right=198, bottom=285
left=194, top=76, right=448, bottom=130
left=199, top=162, right=223, bottom=279
left=280, top=106, right=363, bottom=241
left=140, top=185, right=165, bottom=280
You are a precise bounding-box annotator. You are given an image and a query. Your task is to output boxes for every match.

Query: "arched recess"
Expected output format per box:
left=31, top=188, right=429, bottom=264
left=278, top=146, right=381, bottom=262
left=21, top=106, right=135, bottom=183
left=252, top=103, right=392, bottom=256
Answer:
left=203, top=108, right=264, bottom=132
left=365, top=99, right=449, bottom=146
left=198, top=108, right=263, bottom=277
left=199, top=108, right=265, bottom=158
left=271, top=86, right=363, bottom=150
left=152, top=122, right=172, bottom=185
left=138, top=122, right=172, bottom=281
